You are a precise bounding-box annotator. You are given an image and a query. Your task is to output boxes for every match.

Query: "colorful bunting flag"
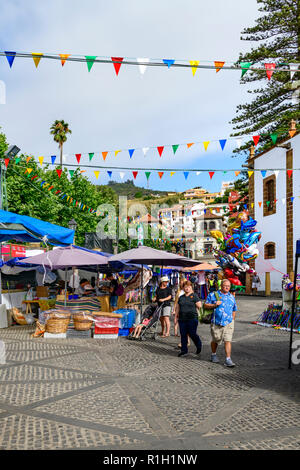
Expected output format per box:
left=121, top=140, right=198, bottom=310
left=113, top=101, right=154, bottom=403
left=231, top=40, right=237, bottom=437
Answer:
left=172, top=145, right=179, bottom=155
left=85, top=56, right=97, bottom=72
left=4, top=51, right=16, bottom=68
left=15, top=157, right=21, bottom=165
left=26, top=157, right=32, bottom=164
left=163, top=59, right=175, bottom=68
left=107, top=171, right=112, bottom=178
left=287, top=170, right=293, bottom=178
left=32, top=53, right=43, bottom=68
left=203, top=141, right=210, bottom=151
left=157, top=146, right=164, bottom=157
left=88, top=153, right=94, bottom=161
left=274, top=170, right=279, bottom=179
left=252, top=135, right=260, bottom=146
left=261, top=170, right=267, bottom=178
left=236, top=138, right=242, bottom=148
left=158, top=172, right=164, bottom=179
left=240, top=61, right=252, bottom=77
left=38, top=156, right=44, bottom=166
left=234, top=171, right=240, bottom=177
left=114, top=150, right=121, bottom=157
left=214, top=61, right=225, bottom=72
left=102, top=151, right=108, bottom=161
left=282, top=198, right=286, bottom=205
left=51, top=155, right=56, bottom=165
left=119, top=172, right=125, bottom=179
left=289, top=63, right=299, bottom=80
left=75, top=153, right=81, bottom=164
left=265, top=63, right=276, bottom=80
left=187, top=143, right=194, bottom=149
left=128, top=149, right=135, bottom=158
left=26, top=168, right=33, bottom=174
left=209, top=171, right=215, bottom=179
left=60, top=54, right=70, bottom=66
left=111, top=57, right=123, bottom=76
left=137, top=58, right=149, bottom=75
left=289, top=129, right=297, bottom=138
left=56, top=169, right=62, bottom=178
left=189, top=60, right=200, bottom=76
left=183, top=172, right=189, bottom=180
left=142, top=147, right=149, bottom=156
left=69, top=170, right=74, bottom=177
left=196, top=171, right=202, bottom=175
left=270, top=133, right=278, bottom=145
left=248, top=171, right=254, bottom=178
left=170, top=172, right=176, bottom=177
left=4, top=158, right=9, bottom=169
left=145, top=171, right=151, bottom=180
left=94, top=171, right=100, bottom=179
left=219, top=139, right=227, bottom=151
left=132, top=171, right=138, bottom=179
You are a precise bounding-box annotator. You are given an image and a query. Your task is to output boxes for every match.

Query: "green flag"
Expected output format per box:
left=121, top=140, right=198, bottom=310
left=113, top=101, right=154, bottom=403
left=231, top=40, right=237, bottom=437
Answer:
left=172, top=144, right=179, bottom=155
left=270, top=133, right=278, bottom=145
left=240, top=61, right=252, bottom=77
left=69, top=170, right=75, bottom=178
left=145, top=171, right=151, bottom=180
left=89, top=152, right=94, bottom=161
left=85, top=56, right=97, bottom=72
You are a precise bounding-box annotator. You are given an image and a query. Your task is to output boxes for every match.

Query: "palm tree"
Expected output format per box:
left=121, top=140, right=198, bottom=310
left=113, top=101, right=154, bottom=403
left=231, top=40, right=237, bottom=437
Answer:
left=50, top=120, right=72, bottom=167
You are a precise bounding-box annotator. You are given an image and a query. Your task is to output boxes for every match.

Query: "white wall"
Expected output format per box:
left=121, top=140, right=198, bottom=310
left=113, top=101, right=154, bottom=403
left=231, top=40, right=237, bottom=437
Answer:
left=254, top=134, right=300, bottom=291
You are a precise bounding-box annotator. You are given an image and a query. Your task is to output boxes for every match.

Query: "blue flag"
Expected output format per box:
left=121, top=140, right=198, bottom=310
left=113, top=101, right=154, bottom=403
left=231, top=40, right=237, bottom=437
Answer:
left=219, top=139, right=227, bottom=151
left=261, top=170, right=267, bottom=178
left=107, top=171, right=112, bottom=178
left=183, top=171, right=189, bottom=180
left=128, top=149, right=135, bottom=158
left=163, top=59, right=175, bottom=68
left=5, top=51, right=16, bottom=68
left=51, top=155, right=56, bottom=165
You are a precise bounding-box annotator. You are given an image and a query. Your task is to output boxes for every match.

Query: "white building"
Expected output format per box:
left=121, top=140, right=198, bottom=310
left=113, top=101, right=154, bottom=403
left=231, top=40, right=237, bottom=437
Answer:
left=248, top=125, right=300, bottom=292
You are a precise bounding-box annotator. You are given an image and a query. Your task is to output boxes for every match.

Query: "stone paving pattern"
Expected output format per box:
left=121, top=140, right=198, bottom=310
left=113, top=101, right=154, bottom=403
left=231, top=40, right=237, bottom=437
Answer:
left=0, top=296, right=299, bottom=450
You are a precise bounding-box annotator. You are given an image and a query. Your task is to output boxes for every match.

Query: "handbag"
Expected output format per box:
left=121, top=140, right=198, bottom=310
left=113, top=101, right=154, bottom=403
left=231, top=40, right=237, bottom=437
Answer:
left=198, top=291, right=220, bottom=324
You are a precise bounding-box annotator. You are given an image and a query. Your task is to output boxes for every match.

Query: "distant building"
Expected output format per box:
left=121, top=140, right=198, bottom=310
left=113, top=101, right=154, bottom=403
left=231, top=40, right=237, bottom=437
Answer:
left=183, top=187, right=221, bottom=204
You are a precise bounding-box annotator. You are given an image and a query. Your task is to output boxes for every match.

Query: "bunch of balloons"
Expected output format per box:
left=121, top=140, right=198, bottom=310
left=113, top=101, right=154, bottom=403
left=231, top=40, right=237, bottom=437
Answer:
left=210, top=211, right=261, bottom=286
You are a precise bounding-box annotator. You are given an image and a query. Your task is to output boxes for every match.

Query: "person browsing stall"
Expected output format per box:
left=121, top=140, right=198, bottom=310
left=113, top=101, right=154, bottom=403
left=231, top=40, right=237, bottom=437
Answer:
left=154, top=276, right=172, bottom=338
left=204, top=279, right=237, bottom=367
left=174, top=280, right=202, bottom=357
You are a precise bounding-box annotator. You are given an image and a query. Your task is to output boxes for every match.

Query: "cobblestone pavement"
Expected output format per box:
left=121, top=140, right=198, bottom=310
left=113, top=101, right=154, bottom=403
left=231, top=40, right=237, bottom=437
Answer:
left=0, top=296, right=299, bottom=450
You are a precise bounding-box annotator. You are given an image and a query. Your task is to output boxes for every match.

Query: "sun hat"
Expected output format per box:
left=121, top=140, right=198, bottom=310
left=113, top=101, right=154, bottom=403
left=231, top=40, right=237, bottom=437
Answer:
left=160, top=276, right=169, bottom=283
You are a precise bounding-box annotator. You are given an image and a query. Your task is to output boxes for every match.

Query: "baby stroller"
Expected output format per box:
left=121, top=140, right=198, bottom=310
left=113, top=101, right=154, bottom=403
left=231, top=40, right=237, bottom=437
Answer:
left=128, top=302, right=163, bottom=341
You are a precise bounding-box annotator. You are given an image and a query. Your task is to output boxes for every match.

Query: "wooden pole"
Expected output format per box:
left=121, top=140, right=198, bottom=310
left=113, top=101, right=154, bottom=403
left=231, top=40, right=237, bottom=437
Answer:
left=265, top=272, right=271, bottom=296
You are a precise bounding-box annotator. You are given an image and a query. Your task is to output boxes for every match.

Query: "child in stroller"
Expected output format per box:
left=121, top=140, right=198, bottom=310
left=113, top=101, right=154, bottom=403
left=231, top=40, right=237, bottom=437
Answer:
left=129, top=303, right=162, bottom=340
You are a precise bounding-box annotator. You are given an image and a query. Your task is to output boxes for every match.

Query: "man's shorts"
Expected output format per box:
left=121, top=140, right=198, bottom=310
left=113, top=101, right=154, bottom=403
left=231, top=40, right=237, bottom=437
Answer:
left=211, top=321, right=234, bottom=344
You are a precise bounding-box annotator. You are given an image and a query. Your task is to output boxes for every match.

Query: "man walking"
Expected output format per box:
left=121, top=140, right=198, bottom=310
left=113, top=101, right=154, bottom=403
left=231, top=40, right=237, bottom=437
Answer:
left=204, top=279, right=237, bottom=367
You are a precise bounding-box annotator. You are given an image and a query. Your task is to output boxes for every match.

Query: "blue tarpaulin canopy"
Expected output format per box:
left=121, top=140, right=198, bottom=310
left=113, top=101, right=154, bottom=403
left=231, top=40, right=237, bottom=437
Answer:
left=0, top=210, right=74, bottom=245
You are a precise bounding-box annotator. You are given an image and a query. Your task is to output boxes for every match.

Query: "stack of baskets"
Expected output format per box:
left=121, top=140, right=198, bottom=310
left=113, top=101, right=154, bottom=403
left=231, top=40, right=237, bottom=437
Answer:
left=72, top=311, right=94, bottom=331
left=45, top=312, right=71, bottom=334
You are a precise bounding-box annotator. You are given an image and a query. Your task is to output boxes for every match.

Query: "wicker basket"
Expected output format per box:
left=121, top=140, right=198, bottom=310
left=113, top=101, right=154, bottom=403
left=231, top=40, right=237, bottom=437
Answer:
left=11, top=307, right=28, bottom=325
left=45, top=314, right=70, bottom=334
left=73, top=311, right=94, bottom=331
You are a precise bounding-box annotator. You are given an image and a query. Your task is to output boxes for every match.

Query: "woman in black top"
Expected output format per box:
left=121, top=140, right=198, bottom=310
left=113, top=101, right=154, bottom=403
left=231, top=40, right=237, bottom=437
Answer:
left=154, top=276, right=172, bottom=337
left=175, top=280, right=202, bottom=357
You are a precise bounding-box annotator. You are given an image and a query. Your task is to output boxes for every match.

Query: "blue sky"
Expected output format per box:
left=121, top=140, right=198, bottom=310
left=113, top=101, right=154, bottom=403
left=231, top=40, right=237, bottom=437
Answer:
left=0, top=0, right=260, bottom=193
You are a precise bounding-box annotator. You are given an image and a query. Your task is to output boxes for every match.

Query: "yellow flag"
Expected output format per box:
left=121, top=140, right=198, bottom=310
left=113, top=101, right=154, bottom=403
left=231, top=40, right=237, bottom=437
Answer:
left=115, top=150, right=121, bottom=157
left=32, top=53, right=43, bottom=68
left=38, top=156, right=44, bottom=166
left=234, top=170, right=240, bottom=177
left=26, top=168, right=33, bottom=174
left=170, top=172, right=176, bottom=176
left=189, top=60, right=199, bottom=76
left=60, top=54, right=70, bottom=66
left=94, top=171, right=100, bottom=179
left=203, top=141, right=210, bottom=151
left=251, top=203, right=254, bottom=208
left=248, top=171, right=254, bottom=178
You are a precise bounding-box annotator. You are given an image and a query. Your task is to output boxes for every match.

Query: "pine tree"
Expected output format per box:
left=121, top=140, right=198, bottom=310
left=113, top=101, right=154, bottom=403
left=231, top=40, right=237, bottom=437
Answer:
left=231, top=0, right=300, bottom=155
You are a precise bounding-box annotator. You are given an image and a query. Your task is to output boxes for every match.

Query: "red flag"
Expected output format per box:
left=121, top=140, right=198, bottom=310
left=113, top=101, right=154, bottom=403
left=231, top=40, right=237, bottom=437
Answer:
left=265, top=63, right=276, bottom=80
left=111, top=57, right=123, bottom=76
left=132, top=171, right=138, bottom=179
left=287, top=170, right=293, bottom=178
left=252, top=135, right=260, bottom=146
left=209, top=171, right=215, bottom=179
left=4, top=158, right=9, bottom=168
left=56, top=169, right=62, bottom=178
left=158, top=172, right=164, bottom=179
left=75, top=153, right=81, bottom=164
left=157, top=146, right=164, bottom=157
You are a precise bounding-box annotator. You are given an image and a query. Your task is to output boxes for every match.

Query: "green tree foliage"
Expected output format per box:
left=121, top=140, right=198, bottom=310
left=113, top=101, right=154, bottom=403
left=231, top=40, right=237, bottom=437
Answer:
left=50, top=120, right=72, bottom=166
left=231, top=0, right=300, bottom=155
left=4, top=155, right=117, bottom=246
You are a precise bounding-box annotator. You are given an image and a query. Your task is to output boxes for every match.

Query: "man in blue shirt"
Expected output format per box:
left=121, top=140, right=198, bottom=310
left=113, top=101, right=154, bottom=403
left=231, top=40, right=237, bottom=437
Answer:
left=204, top=279, right=237, bottom=367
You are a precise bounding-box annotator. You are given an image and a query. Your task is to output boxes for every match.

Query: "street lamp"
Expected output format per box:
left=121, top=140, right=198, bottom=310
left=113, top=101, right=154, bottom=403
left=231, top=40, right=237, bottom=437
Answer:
left=4, top=145, right=20, bottom=160
left=68, top=218, right=77, bottom=232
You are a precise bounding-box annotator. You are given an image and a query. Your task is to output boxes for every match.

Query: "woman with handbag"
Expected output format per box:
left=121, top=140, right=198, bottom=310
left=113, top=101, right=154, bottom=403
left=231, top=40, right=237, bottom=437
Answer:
left=174, top=280, right=202, bottom=357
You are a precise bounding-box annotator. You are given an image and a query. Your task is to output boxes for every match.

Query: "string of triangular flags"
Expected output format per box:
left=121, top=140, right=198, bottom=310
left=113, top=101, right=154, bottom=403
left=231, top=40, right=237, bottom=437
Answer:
left=1, top=51, right=299, bottom=80
left=22, top=167, right=97, bottom=214
left=9, top=130, right=297, bottom=170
